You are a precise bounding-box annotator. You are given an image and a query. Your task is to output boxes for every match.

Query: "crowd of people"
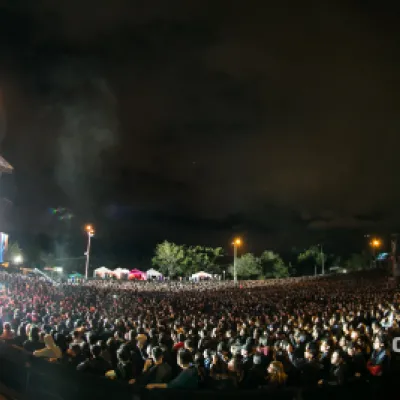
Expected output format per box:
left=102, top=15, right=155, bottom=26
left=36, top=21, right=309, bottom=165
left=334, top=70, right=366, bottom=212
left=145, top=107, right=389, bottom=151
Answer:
left=0, top=269, right=398, bottom=394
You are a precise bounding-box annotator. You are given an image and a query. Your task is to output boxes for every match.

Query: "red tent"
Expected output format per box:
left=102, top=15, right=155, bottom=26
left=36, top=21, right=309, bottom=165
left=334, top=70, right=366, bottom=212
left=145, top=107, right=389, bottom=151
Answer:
left=128, top=269, right=145, bottom=280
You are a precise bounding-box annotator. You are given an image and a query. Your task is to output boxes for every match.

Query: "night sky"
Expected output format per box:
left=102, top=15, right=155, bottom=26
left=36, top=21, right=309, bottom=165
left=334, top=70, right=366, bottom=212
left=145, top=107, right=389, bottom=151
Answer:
left=0, top=1, right=399, bottom=263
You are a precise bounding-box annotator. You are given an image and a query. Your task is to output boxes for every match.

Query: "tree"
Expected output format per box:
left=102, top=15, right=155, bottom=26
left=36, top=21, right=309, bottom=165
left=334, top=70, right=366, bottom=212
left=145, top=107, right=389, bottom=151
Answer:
left=186, top=246, right=224, bottom=274
left=205, top=247, right=224, bottom=273
left=5, top=241, right=23, bottom=263
left=272, top=262, right=290, bottom=278
left=229, top=253, right=261, bottom=279
left=152, top=241, right=187, bottom=277
left=297, top=246, right=327, bottom=276
left=345, top=253, right=369, bottom=272
left=260, top=251, right=289, bottom=278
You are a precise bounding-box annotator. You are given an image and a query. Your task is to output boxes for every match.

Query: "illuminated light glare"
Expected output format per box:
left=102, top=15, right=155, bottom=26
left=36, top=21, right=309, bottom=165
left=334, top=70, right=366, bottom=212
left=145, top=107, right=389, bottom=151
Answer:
left=13, top=255, right=23, bottom=264
left=371, top=239, right=381, bottom=247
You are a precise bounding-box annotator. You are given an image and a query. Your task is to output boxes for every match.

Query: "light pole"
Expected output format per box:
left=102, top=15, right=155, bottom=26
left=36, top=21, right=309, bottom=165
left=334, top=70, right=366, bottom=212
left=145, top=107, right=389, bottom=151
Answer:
left=232, top=238, right=241, bottom=285
left=370, top=238, right=381, bottom=268
left=84, top=225, right=95, bottom=279
left=319, top=244, right=325, bottom=275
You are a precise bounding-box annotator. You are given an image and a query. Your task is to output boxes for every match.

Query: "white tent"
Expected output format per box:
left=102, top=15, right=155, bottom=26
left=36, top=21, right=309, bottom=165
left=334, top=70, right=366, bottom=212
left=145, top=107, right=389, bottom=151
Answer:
left=146, top=268, right=163, bottom=279
left=94, top=266, right=112, bottom=278
left=112, top=268, right=130, bottom=279
left=190, top=271, right=212, bottom=280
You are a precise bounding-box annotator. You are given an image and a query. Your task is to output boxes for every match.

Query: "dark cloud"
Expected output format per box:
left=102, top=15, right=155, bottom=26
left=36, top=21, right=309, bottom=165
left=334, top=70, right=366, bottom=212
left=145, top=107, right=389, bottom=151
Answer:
left=308, top=217, right=374, bottom=230
left=0, top=1, right=399, bottom=258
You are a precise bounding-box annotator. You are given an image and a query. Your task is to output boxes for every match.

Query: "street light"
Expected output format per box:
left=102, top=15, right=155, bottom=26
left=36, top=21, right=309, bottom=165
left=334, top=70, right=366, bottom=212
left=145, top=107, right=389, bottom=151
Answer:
left=371, top=239, right=381, bottom=248
left=13, top=254, right=23, bottom=265
left=317, top=244, right=325, bottom=275
left=232, top=238, right=242, bottom=285
left=84, top=224, right=95, bottom=279
left=370, top=238, right=381, bottom=268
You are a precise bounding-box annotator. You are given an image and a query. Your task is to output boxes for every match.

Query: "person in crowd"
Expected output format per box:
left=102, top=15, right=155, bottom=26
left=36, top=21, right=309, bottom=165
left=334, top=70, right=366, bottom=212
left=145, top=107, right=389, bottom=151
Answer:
left=132, top=346, right=172, bottom=386
left=33, top=334, right=62, bottom=360
left=346, top=343, right=367, bottom=378
left=0, top=269, right=398, bottom=393
left=97, top=340, right=112, bottom=365
left=287, top=343, right=322, bottom=386
left=65, top=344, right=86, bottom=368
left=0, top=323, right=14, bottom=340
left=226, top=355, right=244, bottom=388
left=13, top=324, right=27, bottom=347
left=23, top=326, right=45, bottom=353
left=319, top=339, right=333, bottom=380
left=173, top=334, right=185, bottom=351
left=146, top=349, right=199, bottom=390
left=266, top=361, right=288, bottom=388
left=76, top=344, right=112, bottom=376
left=367, top=335, right=390, bottom=377
left=318, top=350, right=348, bottom=386
left=114, top=345, right=134, bottom=381
left=241, top=354, right=266, bottom=389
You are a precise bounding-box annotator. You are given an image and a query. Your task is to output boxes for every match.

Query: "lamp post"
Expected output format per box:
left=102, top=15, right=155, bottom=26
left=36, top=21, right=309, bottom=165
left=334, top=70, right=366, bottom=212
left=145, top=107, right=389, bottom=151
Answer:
left=84, top=225, right=95, bottom=279
left=232, top=238, right=242, bottom=285
left=318, top=244, right=325, bottom=275
left=370, top=238, right=381, bottom=268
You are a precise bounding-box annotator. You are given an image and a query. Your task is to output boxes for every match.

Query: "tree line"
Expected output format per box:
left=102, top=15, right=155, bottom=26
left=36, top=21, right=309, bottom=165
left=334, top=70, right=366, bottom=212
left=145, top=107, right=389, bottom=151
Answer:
left=2, top=239, right=375, bottom=278
left=152, top=241, right=374, bottom=279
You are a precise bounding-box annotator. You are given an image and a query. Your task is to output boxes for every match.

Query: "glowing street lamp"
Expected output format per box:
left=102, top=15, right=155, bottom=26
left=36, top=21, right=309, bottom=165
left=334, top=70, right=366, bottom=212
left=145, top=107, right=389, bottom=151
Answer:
left=13, top=254, right=23, bottom=265
left=232, top=238, right=242, bottom=285
left=84, top=224, right=95, bottom=279
left=371, top=239, right=381, bottom=248
left=370, top=238, right=381, bottom=268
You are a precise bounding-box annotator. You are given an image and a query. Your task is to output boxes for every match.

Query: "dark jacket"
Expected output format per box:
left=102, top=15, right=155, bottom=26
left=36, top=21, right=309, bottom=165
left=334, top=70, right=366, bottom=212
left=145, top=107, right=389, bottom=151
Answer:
left=167, top=366, right=199, bottom=389
left=288, top=353, right=322, bottom=386
left=23, top=339, right=45, bottom=353
left=241, top=364, right=266, bottom=389
left=116, top=361, right=134, bottom=381
left=77, top=357, right=112, bottom=376
left=136, top=362, right=172, bottom=386
left=326, top=363, right=348, bottom=386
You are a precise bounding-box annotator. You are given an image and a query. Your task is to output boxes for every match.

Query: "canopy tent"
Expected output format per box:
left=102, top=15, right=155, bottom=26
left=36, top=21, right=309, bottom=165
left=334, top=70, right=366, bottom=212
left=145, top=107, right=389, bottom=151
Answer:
left=69, top=273, right=83, bottom=279
left=190, top=271, right=212, bottom=280
left=128, top=269, right=146, bottom=280
left=146, top=268, right=163, bottom=279
left=94, top=266, right=112, bottom=278
left=112, top=268, right=130, bottom=279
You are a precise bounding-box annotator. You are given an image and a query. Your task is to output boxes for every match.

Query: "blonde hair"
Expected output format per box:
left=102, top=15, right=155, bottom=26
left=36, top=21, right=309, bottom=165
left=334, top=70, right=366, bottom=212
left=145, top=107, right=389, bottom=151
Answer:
left=268, top=361, right=288, bottom=385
